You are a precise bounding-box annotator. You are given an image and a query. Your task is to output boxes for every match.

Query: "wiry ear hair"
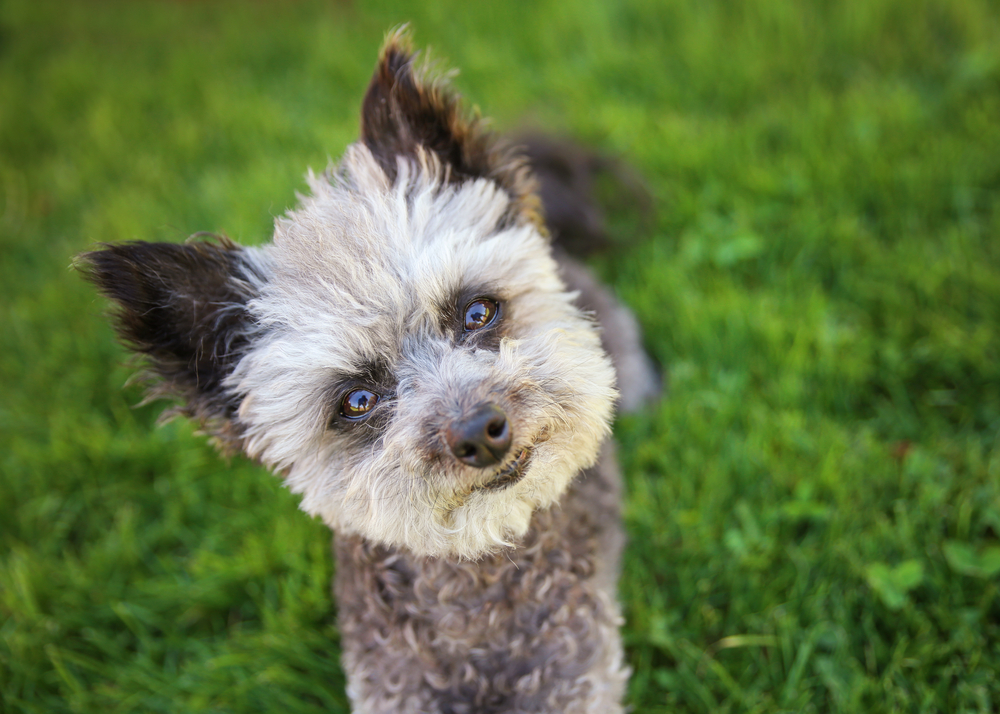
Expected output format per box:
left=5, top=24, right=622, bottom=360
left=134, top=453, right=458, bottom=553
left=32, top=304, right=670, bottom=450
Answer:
left=360, top=30, right=543, bottom=230
left=78, top=236, right=264, bottom=453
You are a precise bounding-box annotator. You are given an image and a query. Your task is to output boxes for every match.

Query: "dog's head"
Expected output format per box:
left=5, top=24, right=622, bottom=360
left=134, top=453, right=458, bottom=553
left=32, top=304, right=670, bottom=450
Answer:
left=81, top=33, right=617, bottom=559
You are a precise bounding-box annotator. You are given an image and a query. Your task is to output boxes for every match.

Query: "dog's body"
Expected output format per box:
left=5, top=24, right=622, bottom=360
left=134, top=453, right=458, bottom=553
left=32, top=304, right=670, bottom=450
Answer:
left=82, top=34, right=657, bottom=714
left=334, top=440, right=627, bottom=713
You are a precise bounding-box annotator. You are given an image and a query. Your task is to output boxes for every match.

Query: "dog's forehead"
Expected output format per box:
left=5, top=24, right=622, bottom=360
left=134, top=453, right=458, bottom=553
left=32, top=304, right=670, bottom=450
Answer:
left=250, top=144, right=544, bottom=370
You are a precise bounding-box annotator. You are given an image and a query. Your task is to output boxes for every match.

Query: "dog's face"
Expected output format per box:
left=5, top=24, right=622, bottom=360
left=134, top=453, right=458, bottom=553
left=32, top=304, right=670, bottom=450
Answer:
left=82, top=35, right=616, bottom=559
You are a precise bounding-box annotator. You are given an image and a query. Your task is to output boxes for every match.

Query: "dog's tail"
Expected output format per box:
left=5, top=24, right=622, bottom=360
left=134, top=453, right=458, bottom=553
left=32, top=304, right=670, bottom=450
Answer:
left=517, top=134, right=653, bottom=256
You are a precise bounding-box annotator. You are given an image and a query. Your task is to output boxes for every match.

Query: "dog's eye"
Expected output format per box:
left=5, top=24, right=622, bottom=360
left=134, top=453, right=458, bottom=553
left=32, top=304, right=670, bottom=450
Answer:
left=464, top=298, right=499, bottom=331
left=341, top=388, right=380, bottom=419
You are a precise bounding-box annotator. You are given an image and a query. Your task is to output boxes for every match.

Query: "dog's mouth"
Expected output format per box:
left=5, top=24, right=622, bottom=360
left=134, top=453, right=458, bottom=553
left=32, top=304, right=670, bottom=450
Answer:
left=480, top=447, right=533, bottom=491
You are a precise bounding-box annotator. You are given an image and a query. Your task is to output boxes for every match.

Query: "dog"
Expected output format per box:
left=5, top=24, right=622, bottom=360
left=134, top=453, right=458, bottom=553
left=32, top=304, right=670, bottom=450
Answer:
left=81, top=31, right=659, bottom=714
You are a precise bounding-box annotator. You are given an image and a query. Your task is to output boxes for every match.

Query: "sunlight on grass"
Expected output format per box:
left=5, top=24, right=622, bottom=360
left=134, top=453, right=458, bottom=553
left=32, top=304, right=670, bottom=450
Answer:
left=2, top=0, right=999, bottom=711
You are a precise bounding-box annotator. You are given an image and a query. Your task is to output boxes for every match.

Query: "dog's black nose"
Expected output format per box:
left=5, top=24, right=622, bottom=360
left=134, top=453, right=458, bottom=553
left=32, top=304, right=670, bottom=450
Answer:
left=446, top=403, right=512, bottom=468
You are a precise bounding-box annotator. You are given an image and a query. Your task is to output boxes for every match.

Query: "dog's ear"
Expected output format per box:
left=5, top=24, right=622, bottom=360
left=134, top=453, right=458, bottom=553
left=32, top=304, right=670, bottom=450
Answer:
left=360, top=31, right=543, bottom=230
left=78, top=236, right=264, bottom=452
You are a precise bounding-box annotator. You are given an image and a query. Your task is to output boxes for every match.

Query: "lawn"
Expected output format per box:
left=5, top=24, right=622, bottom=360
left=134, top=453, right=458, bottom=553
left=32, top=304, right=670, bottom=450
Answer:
left=2, top=0, right=999, bottom=711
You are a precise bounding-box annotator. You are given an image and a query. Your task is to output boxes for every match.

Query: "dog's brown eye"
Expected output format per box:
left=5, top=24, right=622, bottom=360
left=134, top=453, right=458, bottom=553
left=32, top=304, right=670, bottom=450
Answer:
left=341, top=388, right=380, bottom=419
left=464, top=298, right=499, bottom=331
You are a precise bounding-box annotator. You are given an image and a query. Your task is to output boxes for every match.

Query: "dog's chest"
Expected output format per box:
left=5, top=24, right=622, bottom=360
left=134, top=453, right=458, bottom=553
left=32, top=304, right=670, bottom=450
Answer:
left=332, top=461, right=626, bottom=714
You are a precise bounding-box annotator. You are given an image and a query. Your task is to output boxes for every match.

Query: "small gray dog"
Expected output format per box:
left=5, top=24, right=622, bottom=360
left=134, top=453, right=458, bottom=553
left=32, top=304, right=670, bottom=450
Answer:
left=82, top=32, right=658, bottom=714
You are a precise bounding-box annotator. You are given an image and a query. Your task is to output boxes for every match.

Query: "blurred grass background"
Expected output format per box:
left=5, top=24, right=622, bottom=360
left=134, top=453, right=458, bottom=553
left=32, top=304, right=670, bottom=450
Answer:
left=2, top=0, right=999, bottom=711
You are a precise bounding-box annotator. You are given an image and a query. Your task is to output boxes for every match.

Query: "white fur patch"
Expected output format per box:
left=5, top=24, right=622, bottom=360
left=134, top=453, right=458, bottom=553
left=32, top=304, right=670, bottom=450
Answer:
left=227, top=145, right=617, bottom=558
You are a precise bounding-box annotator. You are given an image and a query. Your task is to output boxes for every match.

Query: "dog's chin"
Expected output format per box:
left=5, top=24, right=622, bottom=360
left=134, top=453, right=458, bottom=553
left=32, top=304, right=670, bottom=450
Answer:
left=322, top=427, right=597, bottom=559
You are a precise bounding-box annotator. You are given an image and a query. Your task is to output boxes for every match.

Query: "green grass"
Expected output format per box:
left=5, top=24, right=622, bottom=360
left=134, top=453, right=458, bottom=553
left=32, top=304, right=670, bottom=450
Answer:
left=2, top=0, right=999, bottom=711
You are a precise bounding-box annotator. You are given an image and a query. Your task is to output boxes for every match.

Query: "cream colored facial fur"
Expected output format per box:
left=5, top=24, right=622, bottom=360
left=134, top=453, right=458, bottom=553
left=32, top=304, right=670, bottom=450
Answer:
left=227, top=146, right=617, bottom=559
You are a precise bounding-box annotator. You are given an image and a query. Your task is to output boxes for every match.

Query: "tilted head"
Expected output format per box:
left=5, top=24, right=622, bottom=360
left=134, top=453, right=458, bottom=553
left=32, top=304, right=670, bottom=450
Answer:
left=81, top=33, right=617, bottom=559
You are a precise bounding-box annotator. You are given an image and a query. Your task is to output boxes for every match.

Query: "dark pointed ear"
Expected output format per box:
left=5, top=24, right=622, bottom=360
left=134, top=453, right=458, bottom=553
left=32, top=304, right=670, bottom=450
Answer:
left=78, top=236, right=264, bottom=453
left=360, top=31, right=542, bottom=230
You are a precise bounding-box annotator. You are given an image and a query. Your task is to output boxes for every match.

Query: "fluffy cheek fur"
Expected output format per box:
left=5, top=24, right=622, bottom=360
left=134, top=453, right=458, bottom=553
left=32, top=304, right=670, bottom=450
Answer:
left=436, top=336, right=616, bottom=559
left=234, top=302, right=615, bottom=560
